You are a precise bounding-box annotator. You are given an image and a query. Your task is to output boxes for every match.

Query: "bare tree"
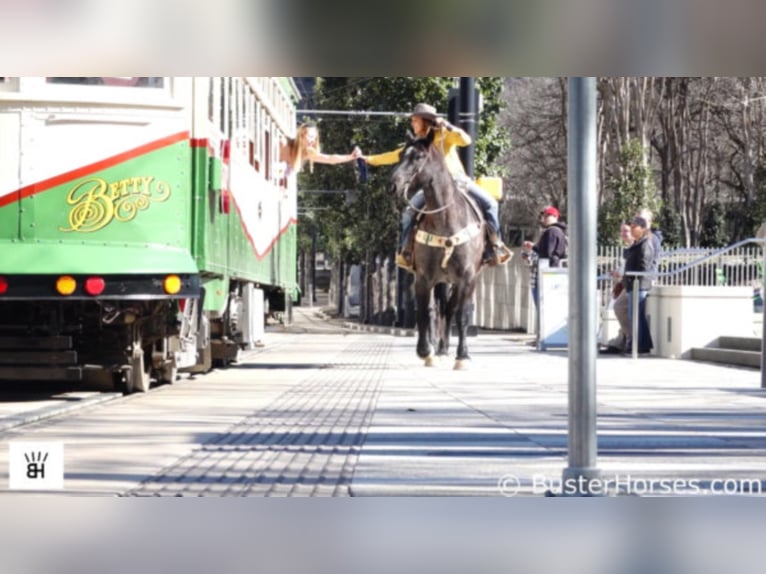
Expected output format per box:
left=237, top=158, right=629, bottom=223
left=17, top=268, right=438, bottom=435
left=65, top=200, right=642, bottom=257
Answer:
left=500, top=78, right=567, bottom=239
left=500, top=76, right=766, bottom=247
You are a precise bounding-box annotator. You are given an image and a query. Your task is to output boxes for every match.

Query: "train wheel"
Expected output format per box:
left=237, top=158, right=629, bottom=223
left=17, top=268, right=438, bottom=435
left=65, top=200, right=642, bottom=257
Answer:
left=199, top=340, right=212, bottom=372
left=112, top=370, right=128, bottom=394
left=158, top=359, right=178, bottom=384
left=127, top=342, right=151, bottom=393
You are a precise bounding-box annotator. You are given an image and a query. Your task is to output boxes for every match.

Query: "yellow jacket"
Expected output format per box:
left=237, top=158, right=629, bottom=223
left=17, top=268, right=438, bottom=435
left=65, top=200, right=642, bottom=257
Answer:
left=365, top=125, right=471, bottom=179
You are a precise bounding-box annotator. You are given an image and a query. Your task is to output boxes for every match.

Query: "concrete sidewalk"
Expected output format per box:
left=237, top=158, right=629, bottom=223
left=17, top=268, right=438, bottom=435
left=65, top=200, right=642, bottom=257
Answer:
left=1, top=302, right=764, bottom=496
left=288, top=303, right=766, bottom=496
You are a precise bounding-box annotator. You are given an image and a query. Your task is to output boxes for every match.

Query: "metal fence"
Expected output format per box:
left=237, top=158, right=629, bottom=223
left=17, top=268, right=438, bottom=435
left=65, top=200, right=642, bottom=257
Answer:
left=338, top=243, right=765, bottom=331
left=596, top=244, right=764, bottom=307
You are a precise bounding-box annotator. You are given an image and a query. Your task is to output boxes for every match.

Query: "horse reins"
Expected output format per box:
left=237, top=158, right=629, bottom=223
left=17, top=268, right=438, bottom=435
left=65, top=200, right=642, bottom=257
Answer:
left=403, top=131, right=455, bottom=215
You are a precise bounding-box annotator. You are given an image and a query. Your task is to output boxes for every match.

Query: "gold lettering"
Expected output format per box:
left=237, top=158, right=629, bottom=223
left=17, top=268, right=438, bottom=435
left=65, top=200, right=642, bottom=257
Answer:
left=61, top=175, right=173, bottom=233
left=140, top=176, right=154, bottom=195
left=60, top=178, right=114, bottom=232
left=153, top=179, right=171, bottom=202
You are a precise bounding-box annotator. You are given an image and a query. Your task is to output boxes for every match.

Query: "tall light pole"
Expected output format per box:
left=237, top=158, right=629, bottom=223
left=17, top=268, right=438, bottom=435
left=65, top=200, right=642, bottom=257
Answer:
left=562, top=77, right=600, bottom=495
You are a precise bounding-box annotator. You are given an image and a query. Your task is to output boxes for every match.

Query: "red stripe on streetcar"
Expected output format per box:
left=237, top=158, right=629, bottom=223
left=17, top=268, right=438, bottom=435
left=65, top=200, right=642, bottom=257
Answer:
left=0, top=131, right=189, bottom=209
left=228, top=193, right=297, bottom=260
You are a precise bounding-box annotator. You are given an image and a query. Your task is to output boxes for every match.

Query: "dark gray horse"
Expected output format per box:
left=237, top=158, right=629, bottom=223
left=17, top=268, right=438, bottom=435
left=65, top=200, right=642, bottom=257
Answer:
left=389, top=130, right=485, bottom=369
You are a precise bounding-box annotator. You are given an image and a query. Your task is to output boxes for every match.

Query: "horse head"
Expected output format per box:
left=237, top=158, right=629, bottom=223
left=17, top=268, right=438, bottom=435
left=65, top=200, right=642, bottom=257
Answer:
left=388, top=129, right=436, bottom=199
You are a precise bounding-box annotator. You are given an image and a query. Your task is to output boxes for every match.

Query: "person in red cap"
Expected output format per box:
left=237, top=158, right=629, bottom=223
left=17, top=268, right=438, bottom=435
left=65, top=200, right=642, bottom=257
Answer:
left=358, top=102, right=511, bottom=272
left=523, top=206, right=568, bottom=308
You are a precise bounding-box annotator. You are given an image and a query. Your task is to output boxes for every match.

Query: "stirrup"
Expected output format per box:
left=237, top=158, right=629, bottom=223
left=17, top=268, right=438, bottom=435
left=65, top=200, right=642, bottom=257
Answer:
left=492, top=244, right=512, bottom=266
left=395, top=252, right=414, bottom=273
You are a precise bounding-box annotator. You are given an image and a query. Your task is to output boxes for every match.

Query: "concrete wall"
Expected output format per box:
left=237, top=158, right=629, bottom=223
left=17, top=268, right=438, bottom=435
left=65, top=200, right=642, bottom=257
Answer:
left=646, top=285, right=753, bottom=358
left=474, top=249, right=535, bottom=333
left=474, top=259, right=757, bottom=358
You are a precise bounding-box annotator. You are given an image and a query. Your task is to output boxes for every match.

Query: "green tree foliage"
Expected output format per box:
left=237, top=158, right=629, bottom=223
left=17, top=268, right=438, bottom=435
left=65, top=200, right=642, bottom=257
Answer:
left=473, top=77, right=509, bottom=177
left=657, top=206, right=682, bottom=247
left=298, top=77, right=508, bottom=264
left=699, top=201, right=729, bottom=247
left=598, top=138, right=661, bottom=245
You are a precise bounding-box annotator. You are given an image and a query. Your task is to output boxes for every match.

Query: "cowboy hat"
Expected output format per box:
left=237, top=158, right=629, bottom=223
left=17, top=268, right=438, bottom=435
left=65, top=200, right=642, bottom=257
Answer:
left=410, top=103, right=440, bottom=122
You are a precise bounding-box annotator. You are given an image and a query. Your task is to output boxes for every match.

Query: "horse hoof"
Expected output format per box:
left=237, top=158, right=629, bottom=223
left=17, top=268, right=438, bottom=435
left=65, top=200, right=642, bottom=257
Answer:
left=424, top=355, right=436, bottom=367
left=453, top=359, right=469, bottom=370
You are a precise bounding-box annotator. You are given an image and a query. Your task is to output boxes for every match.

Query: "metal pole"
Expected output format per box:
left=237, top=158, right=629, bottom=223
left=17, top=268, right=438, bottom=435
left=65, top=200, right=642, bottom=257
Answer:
left=631, top=280, right=639, bottom=359
left=459, top=77, right=478, bottom=335
left=458, top=77, right=476, bottom=178
left=311, top=222, right=317, bottom=304
left=762, top=247, right=766, bottom=388
left=297, top=109, right=408, bottom=117
left=562, top=77, right=600, bottom=494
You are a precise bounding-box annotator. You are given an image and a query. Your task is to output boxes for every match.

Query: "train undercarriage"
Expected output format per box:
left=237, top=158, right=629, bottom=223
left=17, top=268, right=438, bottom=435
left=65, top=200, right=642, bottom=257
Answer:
left=0, top=282, right=271, bottom=393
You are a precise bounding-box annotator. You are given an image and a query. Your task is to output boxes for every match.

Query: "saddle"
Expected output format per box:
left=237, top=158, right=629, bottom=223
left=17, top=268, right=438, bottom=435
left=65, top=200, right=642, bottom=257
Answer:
left=403, top=182, right=492, bottom=271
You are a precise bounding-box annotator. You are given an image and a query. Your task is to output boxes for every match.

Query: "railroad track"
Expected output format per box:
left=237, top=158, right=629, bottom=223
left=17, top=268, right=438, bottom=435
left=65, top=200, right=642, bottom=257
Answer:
left=0, top=313, right=320, bottom=448
left=0, top=384, right=129, bottom=436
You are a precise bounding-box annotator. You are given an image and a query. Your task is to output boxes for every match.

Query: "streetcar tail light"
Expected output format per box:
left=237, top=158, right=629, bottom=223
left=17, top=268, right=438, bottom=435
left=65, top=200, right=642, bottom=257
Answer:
left=0, top=276, right=7, bottom=295
left=55, top=275, right=77, bottom=296
left=84, top=276, right=106, bottom=296
left=163, top=275, right=182, bottom=295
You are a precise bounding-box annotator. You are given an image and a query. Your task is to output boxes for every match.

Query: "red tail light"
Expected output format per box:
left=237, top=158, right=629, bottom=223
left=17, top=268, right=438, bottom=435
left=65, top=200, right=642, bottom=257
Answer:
left=220, top=189, right=231, bottom=214
left=0, top=276, right=7, bottom=295
left=220, top=139, right=231, bottom=214
left=84, top=276, right=105, bottom=296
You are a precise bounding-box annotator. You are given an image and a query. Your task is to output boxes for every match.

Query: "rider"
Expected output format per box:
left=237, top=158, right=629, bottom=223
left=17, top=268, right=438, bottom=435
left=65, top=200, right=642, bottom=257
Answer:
left=358, top=103, right=511, bottom=271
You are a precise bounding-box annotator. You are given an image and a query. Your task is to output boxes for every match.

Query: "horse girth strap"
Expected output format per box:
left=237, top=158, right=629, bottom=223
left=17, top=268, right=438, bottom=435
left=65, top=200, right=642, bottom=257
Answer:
left=415, top=223, right=483, bottom=269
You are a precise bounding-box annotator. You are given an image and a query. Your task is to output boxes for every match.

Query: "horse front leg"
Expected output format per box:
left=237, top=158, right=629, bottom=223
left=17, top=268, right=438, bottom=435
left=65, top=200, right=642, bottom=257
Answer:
left=415, top=277, right=435, bottom=365
left=434, top=283, right=450, bottom=358
left=453, top=282, right=476, bottom=370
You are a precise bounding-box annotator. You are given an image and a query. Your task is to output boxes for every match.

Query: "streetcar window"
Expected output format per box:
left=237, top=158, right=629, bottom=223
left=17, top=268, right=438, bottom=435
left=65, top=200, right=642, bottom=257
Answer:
left=208, top=78, right=217, bottom=124
left=264, top=129, right=271, bottom=181
left=0, top=77, right=18, bottom=91
left=218, top=77, right=229, bottom=135
left=46, top=77, right=164, bottom=88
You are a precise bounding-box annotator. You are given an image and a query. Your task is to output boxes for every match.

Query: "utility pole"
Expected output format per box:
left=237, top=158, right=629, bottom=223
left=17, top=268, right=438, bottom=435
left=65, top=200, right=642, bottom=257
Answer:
left=457, top=77, right=479, bottom=336
left=458, top=77, right=477, bottom=177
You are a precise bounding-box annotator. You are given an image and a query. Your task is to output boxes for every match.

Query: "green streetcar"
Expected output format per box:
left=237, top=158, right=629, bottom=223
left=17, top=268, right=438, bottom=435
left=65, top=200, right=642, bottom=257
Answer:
left=0, top=77, right=299, bottom=392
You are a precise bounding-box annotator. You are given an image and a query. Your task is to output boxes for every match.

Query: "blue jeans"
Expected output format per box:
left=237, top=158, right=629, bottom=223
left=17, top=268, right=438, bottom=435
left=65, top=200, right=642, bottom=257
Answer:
left=626, top=289, right=653, bottom=352
left=399, top=180, right=502, bottom=251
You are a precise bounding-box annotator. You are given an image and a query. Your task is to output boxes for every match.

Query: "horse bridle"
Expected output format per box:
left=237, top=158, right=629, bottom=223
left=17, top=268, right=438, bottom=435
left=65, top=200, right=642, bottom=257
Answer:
left=400, top=145, right=455, bottom=216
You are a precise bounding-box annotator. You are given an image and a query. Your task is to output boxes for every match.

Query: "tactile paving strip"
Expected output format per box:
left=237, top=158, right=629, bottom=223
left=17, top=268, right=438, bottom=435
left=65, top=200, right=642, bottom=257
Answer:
left=124, top=340, right=390, bottom=496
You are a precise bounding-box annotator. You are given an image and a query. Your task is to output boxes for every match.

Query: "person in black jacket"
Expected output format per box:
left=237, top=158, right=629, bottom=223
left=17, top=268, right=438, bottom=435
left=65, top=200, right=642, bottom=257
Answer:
left=602, top=208, right=663, bottom=354
left=523, top=205, right=568, bottom=308
left=623, top=215, right=654, bottom=354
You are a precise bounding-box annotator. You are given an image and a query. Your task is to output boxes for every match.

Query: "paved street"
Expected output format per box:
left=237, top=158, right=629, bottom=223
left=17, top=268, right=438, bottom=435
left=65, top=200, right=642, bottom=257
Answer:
left=0, top=303, right=764, bottom=496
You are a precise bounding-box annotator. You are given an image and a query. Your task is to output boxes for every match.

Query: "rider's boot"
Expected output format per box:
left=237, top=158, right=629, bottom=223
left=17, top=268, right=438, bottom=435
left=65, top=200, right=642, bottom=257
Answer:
left=483, top=232, right=513, bottom=266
